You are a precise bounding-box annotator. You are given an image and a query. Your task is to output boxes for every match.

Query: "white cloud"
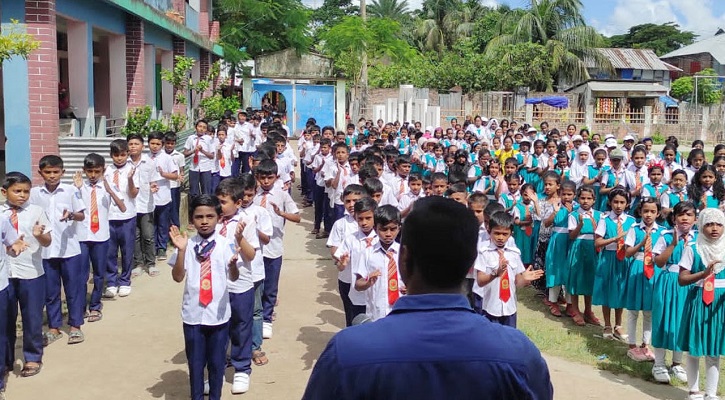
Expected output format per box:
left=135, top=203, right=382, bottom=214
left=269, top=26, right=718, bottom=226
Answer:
left=600, top=0, right=725, bottom=38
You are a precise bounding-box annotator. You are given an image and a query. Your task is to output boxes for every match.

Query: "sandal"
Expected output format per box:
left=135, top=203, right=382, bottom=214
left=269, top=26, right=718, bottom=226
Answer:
left=613, top=326, right=629, bottom=342
left=584, top=312, right=602, bottom=326
left=88, top=310, right=103, bottom=323
left=252, top=350, right=268, bottom=366
left=311, top=228, right=319, bottom=235
left=547, top=302, right=562, bottom=317
left=43, top=330, right=63, bottom=347
left=571, top=312, right=586, bottom=326
left=564, top=304, right=578, bottom=318
left=148, top=267, right=160, bottom=277
left=131, top=267, right=144, bottom=278
left=67, top=330, right=85, bottom=345
left=20, top=362, right=42, bottom=378
left=603, top=326, right=614, bottom=340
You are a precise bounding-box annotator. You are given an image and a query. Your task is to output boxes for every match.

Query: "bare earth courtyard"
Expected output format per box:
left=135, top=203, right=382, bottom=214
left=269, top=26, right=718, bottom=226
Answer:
left=4, top=204, right=689, bottom=400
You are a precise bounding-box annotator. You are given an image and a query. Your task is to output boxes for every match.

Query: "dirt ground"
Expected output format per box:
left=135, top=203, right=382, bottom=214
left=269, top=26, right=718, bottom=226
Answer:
left=4, top=203, right=689, bottom=400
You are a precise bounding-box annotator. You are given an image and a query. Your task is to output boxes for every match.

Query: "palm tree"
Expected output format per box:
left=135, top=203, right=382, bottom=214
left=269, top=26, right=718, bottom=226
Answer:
left=414, top=0, right=496, bottom=54
left=368, top=0, right=410, bottom=21
left=486, top=0, right=611, bottom=89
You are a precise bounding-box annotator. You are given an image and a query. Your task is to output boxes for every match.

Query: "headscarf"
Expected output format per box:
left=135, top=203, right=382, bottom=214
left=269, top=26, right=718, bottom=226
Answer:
left=696, top=208, right=725, bottom=274
left=570, top=145, right=591, bottom=186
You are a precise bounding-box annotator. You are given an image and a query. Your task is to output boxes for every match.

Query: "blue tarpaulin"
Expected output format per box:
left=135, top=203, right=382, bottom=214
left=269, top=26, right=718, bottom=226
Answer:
left=525, top=96, right=569, bottom=108
left=659, top=95, right=679, bottom=108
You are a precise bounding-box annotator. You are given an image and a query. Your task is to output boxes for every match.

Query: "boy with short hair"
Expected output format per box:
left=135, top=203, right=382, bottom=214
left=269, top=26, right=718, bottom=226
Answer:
left=499, top=174, right=522, bottom=210
left=272, top=135, right=295, bottom=192
left=164, top=132, right=185, bottom=229
left=105, top=139, right=138, bottom=297
left=397, top=174, right=424, bottom=218
left=311, top=138, right=333, bottom=238
left=2, top=172, right=51, bottom=378
left=254, top=160, right=301, bottom=339
left=183, top=119, right=215, bottom=197
left=149, top=131, right=180, bottom=261
left=429, top=172, right=449, bottom=197
left=334, top=197, right=377, bottom=326
left=353, top=205, right=402, bottom=321
left=324, top=143, right=352, bottom=222
left=30, top=155, right=86, bottom=345
left=127, top=134, right=161, bottom=277
left=214, top=178, right=259, bottom=394
left=74, top=153, right=126, bottom=323
left=473, top=212, right=542, bottom=328
left=447, top=182, right=468, bottom=206
left=214, top=126, right=234, bottom=190
left=169, top=195, right=239, bottom=400
left=390, top=155, right=411, bottom=201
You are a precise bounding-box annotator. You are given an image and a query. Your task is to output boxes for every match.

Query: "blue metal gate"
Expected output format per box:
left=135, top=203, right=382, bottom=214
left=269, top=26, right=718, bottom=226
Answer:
left=251, top=80, right=335, bottom=135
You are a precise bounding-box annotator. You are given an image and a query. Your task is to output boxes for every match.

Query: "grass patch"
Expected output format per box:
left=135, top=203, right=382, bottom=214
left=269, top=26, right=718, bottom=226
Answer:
left=516, top=287, right=725, bottom=393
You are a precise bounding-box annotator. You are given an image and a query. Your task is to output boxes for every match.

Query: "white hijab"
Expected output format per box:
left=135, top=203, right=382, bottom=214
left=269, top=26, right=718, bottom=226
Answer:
left=696, top=208, right=725, bottom=273
left=570, top=145, right=591, bottom=186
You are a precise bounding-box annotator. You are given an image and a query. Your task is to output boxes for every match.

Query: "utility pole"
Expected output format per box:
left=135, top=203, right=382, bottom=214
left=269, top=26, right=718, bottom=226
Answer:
left=360, top=0, right=368, bottom=120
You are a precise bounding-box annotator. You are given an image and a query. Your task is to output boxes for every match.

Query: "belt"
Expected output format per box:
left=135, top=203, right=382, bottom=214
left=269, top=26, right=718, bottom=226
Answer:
left=666, top=264, right=681, bottom=273
left=552, top=227, right=568, bottom=234
left=578, top=234, right=594, bottom=240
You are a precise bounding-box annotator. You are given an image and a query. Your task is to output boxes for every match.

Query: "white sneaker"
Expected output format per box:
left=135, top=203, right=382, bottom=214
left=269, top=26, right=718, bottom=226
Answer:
left=671, top=364, right=688, bottom=381
left=231, top=372, right=250, bottom=394
left=118, top=286, right=132, bottom=297
left=652, top=365, right=671, bottom=383
left=103, top=286, right=118, bottom=298
left=705, top=395, right=720, bottom=400
left=688, top=394, right=704, bottom=400
left=203, top=380, right=209, bottom=395
left=262, top=322, right=273, bottom=339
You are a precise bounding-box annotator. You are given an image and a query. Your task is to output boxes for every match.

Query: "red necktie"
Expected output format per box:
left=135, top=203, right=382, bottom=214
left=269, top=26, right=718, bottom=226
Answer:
left=704, top=273, right=715, bottom=305
left=193, top=137, right=200, bottom=165
left=260, top=192, right=268, bottom=208
left=113, top=170, right=120, bottom=188
left=10, top=207, right=18, bottom=233
left=386, top=250, right=400, bottom=305
left=398, top=179, right=405, bottom=200
left=219, top=216, right=231, bottom=236
left=497, top=249, right=511, bottom=303
left=616, top=218, right=625, bottom=261
left=643, top=228, right=654, bottom=279
left=635, top=171, right=642, bottom=190
left=365, top=237, right=373, bottom=248
left=199, top=240, right=213, bottom=306
left=219, top=145, right=226, bottom=168
left=524, top=204, right=532, bottom=236
left=90, top=186, right=100, bottom=233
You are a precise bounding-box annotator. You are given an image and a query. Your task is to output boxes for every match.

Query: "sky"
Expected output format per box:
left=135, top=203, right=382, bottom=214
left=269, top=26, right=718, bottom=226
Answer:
left=302, top=0, right=725, bottom=39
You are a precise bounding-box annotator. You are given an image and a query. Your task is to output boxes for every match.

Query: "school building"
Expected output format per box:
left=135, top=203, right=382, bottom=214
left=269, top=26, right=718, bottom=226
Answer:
left=0, top=0, right=223, bottom=178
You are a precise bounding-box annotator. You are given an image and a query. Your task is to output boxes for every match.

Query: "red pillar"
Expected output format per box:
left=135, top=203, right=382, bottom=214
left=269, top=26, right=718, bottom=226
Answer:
left=126, top=15, right=145, bottom=109
left=25, top=0, right=59, bottom=181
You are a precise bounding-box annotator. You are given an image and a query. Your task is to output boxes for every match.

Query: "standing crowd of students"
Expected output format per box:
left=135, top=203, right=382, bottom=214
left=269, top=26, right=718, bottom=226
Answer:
left=4, top=109, right=725, bottom=400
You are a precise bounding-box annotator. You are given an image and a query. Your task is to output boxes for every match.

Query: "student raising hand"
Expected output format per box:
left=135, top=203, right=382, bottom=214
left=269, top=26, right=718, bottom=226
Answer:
left=169, top=225, right=188, bottom=251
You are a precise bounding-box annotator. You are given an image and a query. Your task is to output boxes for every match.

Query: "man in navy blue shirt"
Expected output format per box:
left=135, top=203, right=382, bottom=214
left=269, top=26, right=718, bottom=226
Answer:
left=303, top=197, right=553, bottom=399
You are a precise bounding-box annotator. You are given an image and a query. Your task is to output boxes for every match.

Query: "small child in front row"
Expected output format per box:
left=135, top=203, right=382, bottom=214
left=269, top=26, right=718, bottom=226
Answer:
left=74, top=153, right=126, bottom=324
left=677, top=208, right=725, bottom=400
left=623, top=198, right=662, bottom=362
left=544, top=180, right=576, bottom=318
left=511, top=184, right=539, bottom=267
left=353, top=205, right=403, bottom=321
left=30, top=155, right=87, bottom=346
left=2, top=172, right=51, bottom=378
left=169, top=195, right=239, bottom=400
left=214, top=178, right=258, bottom=394
left=473, top=212, right=543, bottom=328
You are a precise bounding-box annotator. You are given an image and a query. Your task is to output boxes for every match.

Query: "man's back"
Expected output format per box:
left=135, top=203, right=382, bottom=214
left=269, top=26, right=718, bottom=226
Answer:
left=303, top=294, right=553, bottom=400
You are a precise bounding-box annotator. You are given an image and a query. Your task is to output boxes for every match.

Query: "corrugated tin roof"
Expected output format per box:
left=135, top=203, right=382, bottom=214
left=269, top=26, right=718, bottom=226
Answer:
left=595, top=48, right=671, bottom=71
left=661, top=61, right=683, bottom=72
left=661, top=33, right=725, bottom=64
left=586, top=81, right=669, bottom=93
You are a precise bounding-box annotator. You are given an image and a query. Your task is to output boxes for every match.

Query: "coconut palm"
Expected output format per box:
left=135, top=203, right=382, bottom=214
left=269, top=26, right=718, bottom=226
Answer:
left=485, top=0, right=612, bottom=89
left=368, top=0, right=410, bottom=21
left=414, top=0, right=492, bottom=54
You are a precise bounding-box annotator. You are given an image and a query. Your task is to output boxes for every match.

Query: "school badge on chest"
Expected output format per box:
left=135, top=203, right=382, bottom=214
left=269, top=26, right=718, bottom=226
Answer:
left=388, top=278, right=398, bottom=292
left=501, top=278, right=510, bottom=290
left=705, top=280, right=714, bottom=292
left=201, top=278, right=212, bottom=291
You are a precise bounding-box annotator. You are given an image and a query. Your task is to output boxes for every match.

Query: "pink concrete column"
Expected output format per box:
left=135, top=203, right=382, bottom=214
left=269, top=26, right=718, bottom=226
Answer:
left=172, top=37, right=187, bottom=115
left=126, top=15, right=145, bottom=108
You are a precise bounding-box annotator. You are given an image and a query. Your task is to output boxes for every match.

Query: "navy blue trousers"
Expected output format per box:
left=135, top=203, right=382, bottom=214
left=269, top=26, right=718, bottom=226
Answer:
left=154, top=203, right=171, bottom=252
left=108, top=217, right=136, bottom=288
left=338, top=280, right=366, bottom=327
left=6, top=277, right=44, bottom=368
left=80, top=240, right=110, bottom=312
left=229, top=289, right=254, bottom=375
left=262, top=257, right=282, bottom=323
left=44, top=255, right=84, bottom=329
left=183, top=322, right=229, bottom=400
left=0, top=288, right=7, bottom=391
left=170, top=187, right=181, bottom=228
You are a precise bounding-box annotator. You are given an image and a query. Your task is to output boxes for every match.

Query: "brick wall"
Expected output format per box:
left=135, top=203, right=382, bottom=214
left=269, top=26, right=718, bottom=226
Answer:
left=172, top=37, right=187, bottom=115
left=199, top=0, right=209, bottom=37
left=199, top=49, right=213, bottom=97
left=126, top=15, right=145, bottom=108
left=209, top=21, right=219, bottom=42
left=26, top=0, right=60, bottom=178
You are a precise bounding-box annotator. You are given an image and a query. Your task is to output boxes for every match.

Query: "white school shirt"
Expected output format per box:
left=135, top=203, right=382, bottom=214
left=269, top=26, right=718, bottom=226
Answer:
left=662, top=161, right=683, bottom=184
left=150, top=150, right=177, bottom=207
left=327, top=212, right=358, bottom=249
left=653, top=229, right=696, bottom=257
left=389, top=175, right=409, bottom=200
left=302, top=142, right=319, bottom=165
left=334, top=230, right=377, bottom=306
left=381, top=169, right=397, bottom=186
left=234, top=121, right=252, bottom=153
left=473, top=241, right=525, bottom=317
left=312, top=153, right=332, bottom=187
left=129, top=154, right=158, bottom=214
left=104, top=162, right=137, bottom=220
left=77, top=181, right=111, bottom=242
left=251, top=125, right=264, bottom=148
left=216, top=141, right=234, bottom=178
left=168, top=232, right=235, bottom=326
left=498, top=191, right=521, bottom=209
left=397, top=191, right=424, bottom=213
left=168, top=150, right=186, bottom=190
left=624, top=164, right=650, bottom=191
left=1, top=203, right=50, bottom=279
left=601, top=165, right=627, bottom=188
left=324, top=162, right=352, bottom=206
left=685, top=166, right=698, bottom=184
left=427, top=156, right=446, bottom=173
left=282, top=145, right=298, bottom=167
left=595, top=212, right=632, bottom=251
left=238, top=204, right=273, bottom=283
left=625, top=222, right=659, bottom=250
left=254, top=187, right=299, bottom=259
left=30, top=183, right=84, bottom=259
left=219, top=211, right=259, bottom=294
left=184, top=134, right=215, bottom=172
left=353, top=241, right=403, bottom=321
left=379, top=183, right=400, bottom=207
left=0, top=216, right=18, bottom=291
left=275, top=155, right=294, bottom=184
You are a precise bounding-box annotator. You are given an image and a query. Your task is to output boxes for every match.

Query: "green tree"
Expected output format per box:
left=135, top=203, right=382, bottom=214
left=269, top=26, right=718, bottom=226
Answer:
left=486, top=0, right=611, bottom=90
left=310, top=0, right=359, bottom=35
left=0, top=20, right=40, bottom=63
left=608, top=22, right=696, bottom=56
left=670, top=68, right=723, bottom=105
left=413, top=0, right=490, bottom=54
left=368, top=0, right=410, bottom=21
